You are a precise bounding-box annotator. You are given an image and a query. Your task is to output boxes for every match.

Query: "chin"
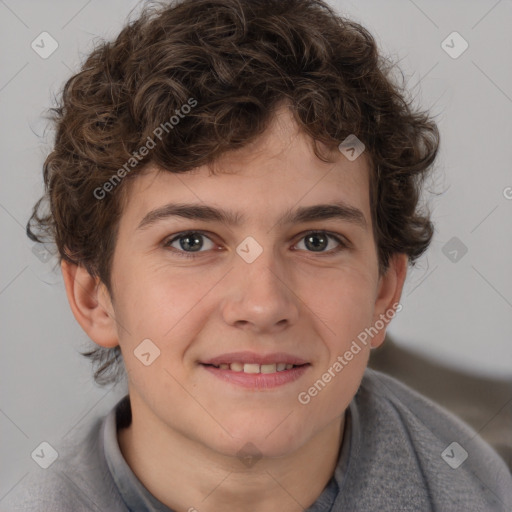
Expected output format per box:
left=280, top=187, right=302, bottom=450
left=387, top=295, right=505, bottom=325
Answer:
left=205, top=420, right=309, bottom=462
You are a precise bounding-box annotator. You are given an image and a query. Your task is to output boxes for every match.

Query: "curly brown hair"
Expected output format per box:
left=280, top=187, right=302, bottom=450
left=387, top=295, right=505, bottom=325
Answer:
left=27, top=0, right=440, bottom=386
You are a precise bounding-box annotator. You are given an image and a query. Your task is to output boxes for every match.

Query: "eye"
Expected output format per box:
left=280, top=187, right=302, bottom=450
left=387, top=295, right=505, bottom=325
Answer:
left=294, top=231, right=348, bottom=254
left=163, top=229, right=349, bottom=259
left=163, top=231, right=216, bottom=258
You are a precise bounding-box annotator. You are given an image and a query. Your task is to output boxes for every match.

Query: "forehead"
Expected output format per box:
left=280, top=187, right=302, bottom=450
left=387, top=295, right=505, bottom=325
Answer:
left=120, top=106, right=372, bottom=230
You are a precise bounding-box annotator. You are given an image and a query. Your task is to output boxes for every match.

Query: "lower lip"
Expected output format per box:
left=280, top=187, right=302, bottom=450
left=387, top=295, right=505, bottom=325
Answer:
left=200, top=364, right=310, bottom=389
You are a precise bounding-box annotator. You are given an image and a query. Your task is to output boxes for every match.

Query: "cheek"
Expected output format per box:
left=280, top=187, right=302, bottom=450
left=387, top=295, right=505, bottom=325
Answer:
left=299, top=270, right=375, bottom=418
left=111, top=263, right=209, bottom=347
left=303, top=264, right=378, bottom=340
left=111, top=271, right=208, bottom=397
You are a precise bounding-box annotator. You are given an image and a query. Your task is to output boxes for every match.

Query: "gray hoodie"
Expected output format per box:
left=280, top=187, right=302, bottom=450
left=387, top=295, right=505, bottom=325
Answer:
left=3, top=369, right=511, bottom=511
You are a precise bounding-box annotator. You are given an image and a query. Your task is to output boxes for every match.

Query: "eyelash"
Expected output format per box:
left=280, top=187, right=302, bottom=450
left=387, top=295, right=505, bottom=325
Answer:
left=162, top=230, right=349, bottom=259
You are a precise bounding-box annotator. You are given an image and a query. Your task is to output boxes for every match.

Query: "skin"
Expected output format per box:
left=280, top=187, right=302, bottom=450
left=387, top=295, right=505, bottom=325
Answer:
left=62, top=104, right=408, bottom=512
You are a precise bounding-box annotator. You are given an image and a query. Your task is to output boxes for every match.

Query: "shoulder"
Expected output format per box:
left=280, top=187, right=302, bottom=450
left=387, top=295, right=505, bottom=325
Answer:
left=2, top=404, right=127, bottom=512
left=347, top=368, right=512, bottom=510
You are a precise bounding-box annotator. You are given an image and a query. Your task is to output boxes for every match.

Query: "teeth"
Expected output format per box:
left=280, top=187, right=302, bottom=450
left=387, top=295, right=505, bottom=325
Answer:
left=244, top=363, right=260, bottom=374
left=260, top=364, right=277, bottom=374
left=214, top=362, right=300, bottom=373
left=230, top=362, right=244, bottom=372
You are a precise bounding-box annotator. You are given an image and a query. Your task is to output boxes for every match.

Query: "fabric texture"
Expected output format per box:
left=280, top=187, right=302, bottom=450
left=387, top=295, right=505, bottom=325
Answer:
left=369, top=336, right=512, bottom=469
left=3, top=368, right=512, bottom=511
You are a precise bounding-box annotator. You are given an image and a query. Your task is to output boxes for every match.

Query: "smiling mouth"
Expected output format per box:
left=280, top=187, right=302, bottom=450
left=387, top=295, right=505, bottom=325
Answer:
left=202, top=362, right=309, bottom=374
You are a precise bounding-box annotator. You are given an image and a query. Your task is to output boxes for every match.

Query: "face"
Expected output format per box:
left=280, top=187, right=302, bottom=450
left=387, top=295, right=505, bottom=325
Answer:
left=105, top=105, right=399, bottom=459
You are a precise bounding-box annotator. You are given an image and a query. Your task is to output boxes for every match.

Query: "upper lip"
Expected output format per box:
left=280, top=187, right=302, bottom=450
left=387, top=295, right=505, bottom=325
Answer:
left=201, top=351, right=309, bottom=366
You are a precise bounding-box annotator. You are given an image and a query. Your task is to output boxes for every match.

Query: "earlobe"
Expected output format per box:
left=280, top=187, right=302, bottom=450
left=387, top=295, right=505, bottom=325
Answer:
left=370, top=253, right=408, bottom=349
left=61, top=260, right=119, bottom=348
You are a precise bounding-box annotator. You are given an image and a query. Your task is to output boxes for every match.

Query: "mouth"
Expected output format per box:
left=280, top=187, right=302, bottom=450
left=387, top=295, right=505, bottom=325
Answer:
left=201, top=362, right=307, bottom=373
left=199, top=352, right=311, bottom=389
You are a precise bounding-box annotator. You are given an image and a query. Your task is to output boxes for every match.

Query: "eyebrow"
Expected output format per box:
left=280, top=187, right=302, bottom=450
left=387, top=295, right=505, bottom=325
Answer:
left=136, top=201, right=367, bottom=231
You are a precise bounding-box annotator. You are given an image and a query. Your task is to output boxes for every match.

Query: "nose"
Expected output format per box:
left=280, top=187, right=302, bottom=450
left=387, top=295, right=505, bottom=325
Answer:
left=220, top=246, right=300, bottom=334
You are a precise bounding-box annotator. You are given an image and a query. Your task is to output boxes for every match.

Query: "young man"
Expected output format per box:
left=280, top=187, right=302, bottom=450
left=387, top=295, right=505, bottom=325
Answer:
left=9, top=0, right=512, bottom=510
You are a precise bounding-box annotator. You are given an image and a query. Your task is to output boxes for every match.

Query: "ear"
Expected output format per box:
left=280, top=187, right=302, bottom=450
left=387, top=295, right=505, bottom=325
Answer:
left=61, top=260, right=119, bottom=348
left=370, top=253, right=408, bottom=349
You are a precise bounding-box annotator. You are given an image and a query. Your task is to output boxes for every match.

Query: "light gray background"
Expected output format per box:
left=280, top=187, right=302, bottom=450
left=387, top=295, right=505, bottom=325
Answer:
left=1, top=0, right=511, bottom=502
